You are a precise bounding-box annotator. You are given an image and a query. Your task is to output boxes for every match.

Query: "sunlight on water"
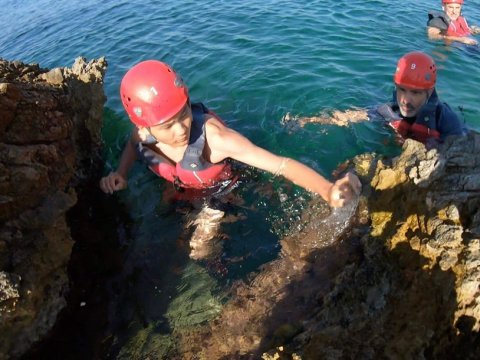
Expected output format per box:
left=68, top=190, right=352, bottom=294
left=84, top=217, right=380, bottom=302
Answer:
left=311, top=196, right=360, bottom=248
left=166, top=262, right=223, bottom=328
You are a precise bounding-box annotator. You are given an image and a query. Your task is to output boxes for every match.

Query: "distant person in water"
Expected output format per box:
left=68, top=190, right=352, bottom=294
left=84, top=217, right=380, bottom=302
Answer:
left=284, top=51, right=466, bottom=146
left=427, top=0, right=480, bottom=46
left=100, top=60, right=361, bottom=261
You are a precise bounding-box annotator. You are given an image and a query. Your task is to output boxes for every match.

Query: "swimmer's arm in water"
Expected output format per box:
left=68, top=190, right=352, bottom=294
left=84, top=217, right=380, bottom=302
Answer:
left=282, top=109, right=370, bottom=128
left=205, top=119, right=361, bottom=207
left=99, top=130, right=140, bottom=194
left=471, top=25, right=480, bottom=35
left=427, top=26, right=478, bottom=45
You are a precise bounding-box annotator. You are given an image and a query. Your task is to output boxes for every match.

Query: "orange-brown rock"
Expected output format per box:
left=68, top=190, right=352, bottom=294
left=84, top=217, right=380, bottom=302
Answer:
left=0, top=57, right=106, bottom=359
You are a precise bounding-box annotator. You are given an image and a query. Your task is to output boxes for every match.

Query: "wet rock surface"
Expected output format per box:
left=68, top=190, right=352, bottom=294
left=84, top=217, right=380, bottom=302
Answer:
left=174, top=135, right=480, bottom=359
left=0, top=57, right=107, bottom=359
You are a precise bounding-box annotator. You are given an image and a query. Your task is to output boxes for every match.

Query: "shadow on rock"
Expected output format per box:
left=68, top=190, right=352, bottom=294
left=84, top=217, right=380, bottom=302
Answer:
left=173, top=134, right=480, bottom=359
left=20, top=179, right=131, bottom=360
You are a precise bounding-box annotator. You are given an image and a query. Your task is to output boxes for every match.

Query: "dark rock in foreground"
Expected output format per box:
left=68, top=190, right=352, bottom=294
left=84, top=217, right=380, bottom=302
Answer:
left=0, top=57, right=107, bottom=359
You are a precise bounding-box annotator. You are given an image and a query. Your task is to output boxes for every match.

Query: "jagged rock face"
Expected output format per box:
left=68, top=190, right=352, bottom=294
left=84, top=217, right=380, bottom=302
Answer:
left=297, top=136, right=480, bottom=359
left=0, top=57, right=107, bottom=359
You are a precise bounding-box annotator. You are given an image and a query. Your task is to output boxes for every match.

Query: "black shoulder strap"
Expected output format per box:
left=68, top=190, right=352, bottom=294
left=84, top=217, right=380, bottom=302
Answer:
left=136, top=143, right=171, bottom=166
left=377, top=103, right=399, bottom=121
left=428, top=10, right=450, bottom=30
left=179, top=103, right=209, bottom=170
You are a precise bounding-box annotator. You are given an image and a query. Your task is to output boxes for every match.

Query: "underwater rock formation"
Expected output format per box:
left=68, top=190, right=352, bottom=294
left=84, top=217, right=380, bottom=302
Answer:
left=0, top=57, right=106, bottom=359
left=180, top=134, right=480, bottom=359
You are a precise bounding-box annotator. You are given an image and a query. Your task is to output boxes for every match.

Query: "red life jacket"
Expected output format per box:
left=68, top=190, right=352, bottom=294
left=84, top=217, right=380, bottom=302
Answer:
left=377, top=103, right=441, bottom=144
left=389, top=120, right=440, bottom=144
left=137, top=103, right=234, bottom=190
left=446, top=16, right=471, bottom=37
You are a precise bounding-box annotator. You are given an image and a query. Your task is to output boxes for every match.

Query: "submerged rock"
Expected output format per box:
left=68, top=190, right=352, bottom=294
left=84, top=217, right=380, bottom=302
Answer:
left=0, top=57, right=106, bottom=359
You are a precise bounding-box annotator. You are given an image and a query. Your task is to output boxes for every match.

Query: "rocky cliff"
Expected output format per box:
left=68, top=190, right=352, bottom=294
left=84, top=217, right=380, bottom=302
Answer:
left=291, top=136, right=480, bottom=359
left=0, top=57, right=107, bottom=359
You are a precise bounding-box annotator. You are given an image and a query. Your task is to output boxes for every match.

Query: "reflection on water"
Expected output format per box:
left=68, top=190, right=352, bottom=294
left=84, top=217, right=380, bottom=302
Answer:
left=161, top=195, right=366, bottom=359
left=186, top=205, right=226, bottom=261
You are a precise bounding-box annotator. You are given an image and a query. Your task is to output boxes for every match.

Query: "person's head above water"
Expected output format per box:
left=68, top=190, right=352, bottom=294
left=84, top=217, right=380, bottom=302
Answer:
left=393, top=51, right=436, bottom=118
left=442, top=0, right=464, bottom=21
left=120, top=60, right=189, bottom=127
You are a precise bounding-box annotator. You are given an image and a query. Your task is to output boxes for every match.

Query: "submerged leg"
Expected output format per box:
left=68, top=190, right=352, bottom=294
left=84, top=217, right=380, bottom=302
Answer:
left=186, top=204, right=226, bottom=261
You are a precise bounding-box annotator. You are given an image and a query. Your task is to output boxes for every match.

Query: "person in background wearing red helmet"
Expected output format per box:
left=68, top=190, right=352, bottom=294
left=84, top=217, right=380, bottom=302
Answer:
left=376, top=51, right=465, bottom=144
left=427, top=0, right=480, bottom=46
left=99, top=60, right=361, bottom=261
left=283, top=52, right=466, bottom=145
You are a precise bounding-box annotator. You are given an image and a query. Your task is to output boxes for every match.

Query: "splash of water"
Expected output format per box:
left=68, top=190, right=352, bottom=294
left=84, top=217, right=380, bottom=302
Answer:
left=309, top=196, right=360, bottom=249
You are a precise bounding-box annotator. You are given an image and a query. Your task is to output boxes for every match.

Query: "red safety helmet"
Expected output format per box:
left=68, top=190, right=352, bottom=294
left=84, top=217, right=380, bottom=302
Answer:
left=393, top=52, right=437, bottom=90
left=120, top=60, right=189, bottom=127
left=442, top=0, right=464, bottom=4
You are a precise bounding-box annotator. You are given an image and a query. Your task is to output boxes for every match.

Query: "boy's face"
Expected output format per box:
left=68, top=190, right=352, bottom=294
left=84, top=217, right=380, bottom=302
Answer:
left=142, top=103, right=193, bottom=147
left=444, top=4, right=462, bottom=21
left=395, top=85, right=431, bottom=118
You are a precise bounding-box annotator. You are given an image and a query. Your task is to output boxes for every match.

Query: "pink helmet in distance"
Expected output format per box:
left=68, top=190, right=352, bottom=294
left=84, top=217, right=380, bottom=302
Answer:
left=442, top=0, right=464, bottom=4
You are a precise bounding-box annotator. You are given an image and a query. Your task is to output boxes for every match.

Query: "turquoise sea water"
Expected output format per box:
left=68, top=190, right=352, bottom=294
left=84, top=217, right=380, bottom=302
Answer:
left=2, top=0, right=480, bottom=358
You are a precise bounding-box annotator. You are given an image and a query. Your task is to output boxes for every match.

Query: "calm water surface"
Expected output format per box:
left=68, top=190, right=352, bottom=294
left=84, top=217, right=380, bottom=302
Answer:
left=2, top=0, right=480, bottom=358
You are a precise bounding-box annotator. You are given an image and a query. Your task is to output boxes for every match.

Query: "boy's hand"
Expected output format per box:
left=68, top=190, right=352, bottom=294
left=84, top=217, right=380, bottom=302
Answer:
left=100, top=172, right=128, bottom=194
left=328, top=172, right=362, bottom=208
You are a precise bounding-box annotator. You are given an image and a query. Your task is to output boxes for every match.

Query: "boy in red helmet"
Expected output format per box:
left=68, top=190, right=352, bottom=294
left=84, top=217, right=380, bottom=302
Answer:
left=377, top=51, right=465, bottom=144
left=100, top=61, right=361, bottom=261
left=283, top=52, right=465, bottom=145
left=101, top=60, right=360, bottom=205
left=427, top=0, right=480, bottom=46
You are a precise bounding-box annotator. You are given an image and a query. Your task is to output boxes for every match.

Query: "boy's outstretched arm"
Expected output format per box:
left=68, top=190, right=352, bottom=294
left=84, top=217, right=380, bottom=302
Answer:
left=206, top=119, right=361, bottom=207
